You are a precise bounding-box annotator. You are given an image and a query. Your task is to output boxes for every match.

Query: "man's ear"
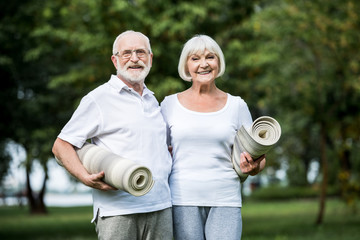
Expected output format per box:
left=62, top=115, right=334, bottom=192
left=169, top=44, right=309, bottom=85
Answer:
left=111, top=55, right=118, bottom=69
left=149, top=53, right=153, bottom=67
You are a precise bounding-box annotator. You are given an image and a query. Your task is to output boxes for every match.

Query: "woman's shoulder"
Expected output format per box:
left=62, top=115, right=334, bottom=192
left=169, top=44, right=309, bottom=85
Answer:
left=161, top=93, right=177, bottom=104
left=160, top=93, right=179, bottom=111
left=227, top=93, right=247, bottom=106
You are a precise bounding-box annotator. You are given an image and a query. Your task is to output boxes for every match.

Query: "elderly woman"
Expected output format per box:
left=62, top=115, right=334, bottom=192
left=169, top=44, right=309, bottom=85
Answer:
left=161, top=35, right=266, bottom=240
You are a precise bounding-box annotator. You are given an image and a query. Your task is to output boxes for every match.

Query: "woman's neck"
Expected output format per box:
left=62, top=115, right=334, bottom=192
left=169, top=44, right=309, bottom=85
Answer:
left=189, top=81, right=218, bottom=96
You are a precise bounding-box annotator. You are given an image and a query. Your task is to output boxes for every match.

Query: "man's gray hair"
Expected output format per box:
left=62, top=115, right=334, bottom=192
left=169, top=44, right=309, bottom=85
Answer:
left=112, top=30, right=152, bottom=55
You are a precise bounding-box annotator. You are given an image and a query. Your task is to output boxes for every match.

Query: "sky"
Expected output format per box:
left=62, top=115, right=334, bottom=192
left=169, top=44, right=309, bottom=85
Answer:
left=4, top=142, right=88, bottom=193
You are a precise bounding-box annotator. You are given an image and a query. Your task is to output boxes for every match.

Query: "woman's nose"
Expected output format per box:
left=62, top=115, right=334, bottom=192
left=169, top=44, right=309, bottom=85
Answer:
left=200, top=58, right=209, bottom=67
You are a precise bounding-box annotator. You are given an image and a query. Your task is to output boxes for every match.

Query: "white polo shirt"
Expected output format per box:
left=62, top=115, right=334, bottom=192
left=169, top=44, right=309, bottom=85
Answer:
left=58, top=75, right=172, bottom=221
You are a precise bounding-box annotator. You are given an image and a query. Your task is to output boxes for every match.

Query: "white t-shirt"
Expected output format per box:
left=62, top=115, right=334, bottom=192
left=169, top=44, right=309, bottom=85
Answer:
left=58, top=75, right=172, bottom=221
left=161, top=93, right=252, bottom=207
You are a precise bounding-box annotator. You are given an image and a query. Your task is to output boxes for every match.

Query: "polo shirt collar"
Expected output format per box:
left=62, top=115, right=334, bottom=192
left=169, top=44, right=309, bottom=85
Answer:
left=108, top=74, right=154, bottom=97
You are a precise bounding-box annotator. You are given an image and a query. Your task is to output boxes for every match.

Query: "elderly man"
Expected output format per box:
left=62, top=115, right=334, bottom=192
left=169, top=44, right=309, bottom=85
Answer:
left=52, top=30, right=173, bottom=240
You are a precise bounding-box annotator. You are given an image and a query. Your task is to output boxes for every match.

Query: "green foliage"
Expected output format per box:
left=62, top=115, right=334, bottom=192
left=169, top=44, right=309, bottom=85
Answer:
left=0, top=0, right=261, bottom=210
left=1, top=0, right=360, bottom=213
left=247, top=185, right=340, bottom=201
left=0, top=141, right=11, bottom=185
left=238, top=0, right=360, bottom=191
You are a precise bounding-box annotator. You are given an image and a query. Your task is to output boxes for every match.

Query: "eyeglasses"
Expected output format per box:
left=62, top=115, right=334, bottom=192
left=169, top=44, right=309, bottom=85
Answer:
left=114, top=49, right=149, bottom=59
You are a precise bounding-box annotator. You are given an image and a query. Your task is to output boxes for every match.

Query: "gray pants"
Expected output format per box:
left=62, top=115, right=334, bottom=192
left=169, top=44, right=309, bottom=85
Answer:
left=95, top=208, right=173, bottom=240
left=173, top=206, right=242, bottom=240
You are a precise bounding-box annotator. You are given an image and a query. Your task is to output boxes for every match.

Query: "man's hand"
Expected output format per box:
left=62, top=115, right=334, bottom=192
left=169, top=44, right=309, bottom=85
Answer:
left=168, top=145, right=173, bottom=157
left=82, top=171, right=117, bottom=191
left=239, top=152, right=266, bottom=176
left=52, top=138, right=117, bottom=192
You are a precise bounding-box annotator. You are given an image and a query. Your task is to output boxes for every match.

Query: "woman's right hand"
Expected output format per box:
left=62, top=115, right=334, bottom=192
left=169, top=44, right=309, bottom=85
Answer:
left=239, top=152, right=266, bottom=176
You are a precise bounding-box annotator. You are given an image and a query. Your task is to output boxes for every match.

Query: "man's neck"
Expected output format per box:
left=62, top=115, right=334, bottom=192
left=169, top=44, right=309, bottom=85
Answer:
left=118, top=76, right=144, bottom=96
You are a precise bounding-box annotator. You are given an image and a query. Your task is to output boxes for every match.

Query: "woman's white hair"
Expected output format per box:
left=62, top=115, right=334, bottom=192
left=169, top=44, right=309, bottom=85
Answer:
left=112, top=30, right=152, bottom=55
left=178, top=34, right=226, bottom=81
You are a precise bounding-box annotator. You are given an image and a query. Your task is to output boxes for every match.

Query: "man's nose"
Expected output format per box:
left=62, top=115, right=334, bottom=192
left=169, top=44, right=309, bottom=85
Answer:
left=130, top=51, right=140, bottom=61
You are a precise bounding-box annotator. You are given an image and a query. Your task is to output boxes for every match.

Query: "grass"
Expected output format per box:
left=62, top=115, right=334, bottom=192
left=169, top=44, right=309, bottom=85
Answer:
left=0, top=198, right=359, bottom=240
left=0, top=206, right=96, bottom=240
left=241, top=198, right=360, bottom=240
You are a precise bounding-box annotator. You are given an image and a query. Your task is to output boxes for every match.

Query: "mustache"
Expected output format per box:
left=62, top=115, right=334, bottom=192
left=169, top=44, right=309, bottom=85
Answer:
left=125, top=60, right=147, bottom=68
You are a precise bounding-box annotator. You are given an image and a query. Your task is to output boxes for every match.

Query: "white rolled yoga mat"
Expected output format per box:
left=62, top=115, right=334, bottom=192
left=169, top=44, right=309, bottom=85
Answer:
left=232, top=116, right=281, bottom=178
left=56, top=143, right=154, bottom=196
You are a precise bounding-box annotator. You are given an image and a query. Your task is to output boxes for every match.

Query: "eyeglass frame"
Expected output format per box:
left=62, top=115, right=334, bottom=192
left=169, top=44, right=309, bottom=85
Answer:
left=114, top=48, right=151, bottom=59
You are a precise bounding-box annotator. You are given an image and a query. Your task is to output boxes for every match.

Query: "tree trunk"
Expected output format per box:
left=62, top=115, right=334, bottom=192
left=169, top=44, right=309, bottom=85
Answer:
left=26, top=163, right=48, bottom=215
left=338, top=130, right=357, bottom=212
left=315, top=123, right=328, bottom=225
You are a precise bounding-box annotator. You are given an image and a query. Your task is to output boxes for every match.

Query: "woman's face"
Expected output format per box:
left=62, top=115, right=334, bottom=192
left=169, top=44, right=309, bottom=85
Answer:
left=186, top=49, right=219, bottom=83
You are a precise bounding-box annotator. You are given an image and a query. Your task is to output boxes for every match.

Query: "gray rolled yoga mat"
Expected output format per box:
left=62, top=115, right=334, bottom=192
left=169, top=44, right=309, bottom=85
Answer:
left=56, top=143, right=154, bottom=196
left=232, top=116, right=281, bottom=179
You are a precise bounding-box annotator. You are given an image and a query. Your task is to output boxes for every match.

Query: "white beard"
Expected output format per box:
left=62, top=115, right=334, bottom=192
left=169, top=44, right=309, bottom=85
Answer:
left=117, top=59, right=151, bottom=84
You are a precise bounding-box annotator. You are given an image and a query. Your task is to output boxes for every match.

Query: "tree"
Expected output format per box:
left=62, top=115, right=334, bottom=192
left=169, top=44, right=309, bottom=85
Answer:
left=1, top=0, right=260, bottom=212
left=238, top=0, right=360, bottom=224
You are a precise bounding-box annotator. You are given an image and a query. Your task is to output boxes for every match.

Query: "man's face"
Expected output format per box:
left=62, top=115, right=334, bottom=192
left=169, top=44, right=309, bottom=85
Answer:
left=116, top=55, right=151, bottom=84
left=113, top=33, right=153, bottom=84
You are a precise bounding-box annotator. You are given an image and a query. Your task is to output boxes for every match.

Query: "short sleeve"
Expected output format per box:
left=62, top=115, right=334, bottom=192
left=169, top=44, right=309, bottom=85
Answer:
left=236, top=96, right=253, bottom=130
left=58, top=94, right=103, bottom=148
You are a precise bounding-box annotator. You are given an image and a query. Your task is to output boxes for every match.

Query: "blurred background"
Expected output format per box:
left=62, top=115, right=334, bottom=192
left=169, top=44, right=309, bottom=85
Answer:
left=0, top=0, right=359, bottom=239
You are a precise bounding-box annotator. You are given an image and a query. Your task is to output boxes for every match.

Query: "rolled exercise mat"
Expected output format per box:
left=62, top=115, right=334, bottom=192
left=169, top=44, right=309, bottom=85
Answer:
left=232, top=116, right=281, bottom=180
left=56, top=143, right=154, bottom=196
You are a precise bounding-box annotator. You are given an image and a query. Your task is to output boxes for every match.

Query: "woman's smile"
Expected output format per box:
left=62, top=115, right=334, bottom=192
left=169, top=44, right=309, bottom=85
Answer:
left=187, top=50, right=219, bottom=82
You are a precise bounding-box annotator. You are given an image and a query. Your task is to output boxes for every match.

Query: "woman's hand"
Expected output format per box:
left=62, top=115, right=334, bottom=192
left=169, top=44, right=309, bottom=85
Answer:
left=239, top=152, right=266, bottom=176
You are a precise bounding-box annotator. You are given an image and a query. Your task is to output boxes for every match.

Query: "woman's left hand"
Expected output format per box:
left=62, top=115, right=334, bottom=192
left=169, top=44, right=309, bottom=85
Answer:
left=239, top=152, right=266, bottom=176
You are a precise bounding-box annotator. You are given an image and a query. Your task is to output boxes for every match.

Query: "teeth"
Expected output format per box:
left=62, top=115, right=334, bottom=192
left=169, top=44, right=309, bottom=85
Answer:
left=198, top=71, right=211, bottom=74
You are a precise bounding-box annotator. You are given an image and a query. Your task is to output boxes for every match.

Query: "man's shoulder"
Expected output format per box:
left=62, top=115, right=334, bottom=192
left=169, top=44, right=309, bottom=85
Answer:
left=86, top=81, right=111, bottom=97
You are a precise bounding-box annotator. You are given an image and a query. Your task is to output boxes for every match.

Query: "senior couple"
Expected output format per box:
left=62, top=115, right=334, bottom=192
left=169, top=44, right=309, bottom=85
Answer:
left=52, top=30, right=266, bottom=240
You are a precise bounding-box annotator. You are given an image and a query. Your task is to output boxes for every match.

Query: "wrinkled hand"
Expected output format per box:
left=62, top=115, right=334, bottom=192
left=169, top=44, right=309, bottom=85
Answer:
left=239, top=152, right=266, bottom=176
left=82, top=171, right=117, bottom=191
left=168, top=145, right=173, bottom=157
